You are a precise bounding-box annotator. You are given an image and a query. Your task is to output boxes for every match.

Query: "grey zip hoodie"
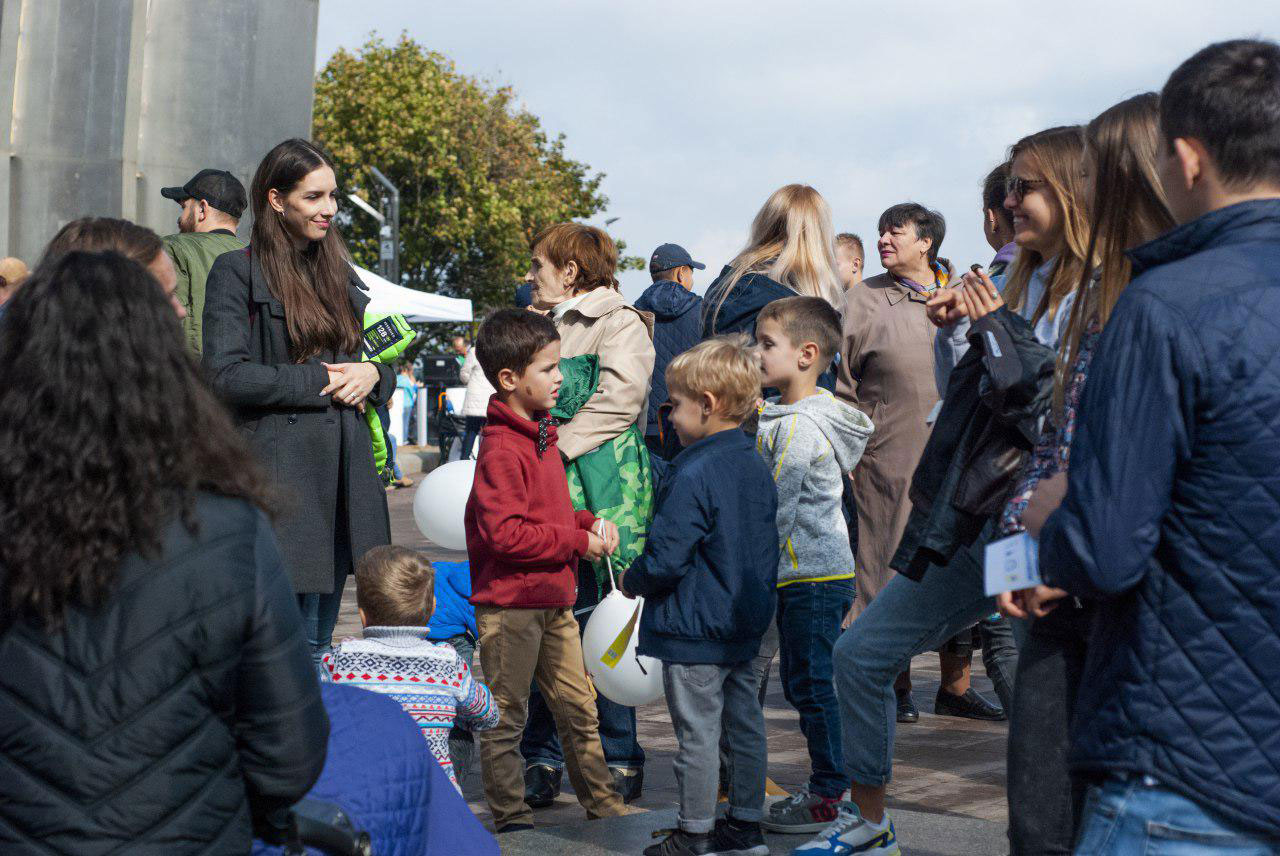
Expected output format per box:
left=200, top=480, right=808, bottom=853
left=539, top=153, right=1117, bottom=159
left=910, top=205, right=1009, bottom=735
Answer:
left=756, top=388, right=875, bottom=586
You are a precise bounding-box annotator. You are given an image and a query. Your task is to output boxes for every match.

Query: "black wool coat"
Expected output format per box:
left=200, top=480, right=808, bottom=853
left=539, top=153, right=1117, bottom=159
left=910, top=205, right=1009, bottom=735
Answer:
left=203, top=247, right=393, bottom=594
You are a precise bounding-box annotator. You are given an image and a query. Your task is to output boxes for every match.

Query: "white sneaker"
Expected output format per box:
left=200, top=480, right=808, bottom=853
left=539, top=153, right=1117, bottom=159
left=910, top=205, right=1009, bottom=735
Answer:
left=790, top=806, right=900, bottom=855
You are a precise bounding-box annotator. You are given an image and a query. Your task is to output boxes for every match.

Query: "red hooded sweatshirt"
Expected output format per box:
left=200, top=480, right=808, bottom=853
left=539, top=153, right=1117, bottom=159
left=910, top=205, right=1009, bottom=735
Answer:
left=465, top=397, right=598, bottom=608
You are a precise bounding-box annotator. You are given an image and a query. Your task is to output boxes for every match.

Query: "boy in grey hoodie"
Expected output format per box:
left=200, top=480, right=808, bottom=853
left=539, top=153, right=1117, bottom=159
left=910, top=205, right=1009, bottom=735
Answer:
left=754, top=297, right=875, bottom=835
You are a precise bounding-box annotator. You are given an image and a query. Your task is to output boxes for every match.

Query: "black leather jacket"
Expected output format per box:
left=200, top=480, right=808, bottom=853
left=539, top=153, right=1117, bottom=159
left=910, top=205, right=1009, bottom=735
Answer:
left=891, top=307, right=1055, bottom=579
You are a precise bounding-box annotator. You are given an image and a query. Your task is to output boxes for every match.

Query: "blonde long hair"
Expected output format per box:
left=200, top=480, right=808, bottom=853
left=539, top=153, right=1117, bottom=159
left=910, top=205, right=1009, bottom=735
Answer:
left=709, top=184, right=841, bottom=331
left=1001, top=126, right=1094, bottom=327
left=1053, top=93, right=1174, bottom=414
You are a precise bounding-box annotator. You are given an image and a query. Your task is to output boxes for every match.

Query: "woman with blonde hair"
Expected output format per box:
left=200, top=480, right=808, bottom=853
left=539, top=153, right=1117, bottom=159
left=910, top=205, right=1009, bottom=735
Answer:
left=799, top=127, right=1099, bottom=851
left=702, top=183, right=842, bottom=340
left=996, top=94, right=1175, bottom=856
left=998, top=125, right=1095, bottom=347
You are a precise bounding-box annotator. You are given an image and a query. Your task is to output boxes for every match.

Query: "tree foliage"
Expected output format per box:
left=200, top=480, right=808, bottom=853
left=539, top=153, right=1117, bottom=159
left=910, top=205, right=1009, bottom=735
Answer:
left=313, top=35, right=641, bottom=322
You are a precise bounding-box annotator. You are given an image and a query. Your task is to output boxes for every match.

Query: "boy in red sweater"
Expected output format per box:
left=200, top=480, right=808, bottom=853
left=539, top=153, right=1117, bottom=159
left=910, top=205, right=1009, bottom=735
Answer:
left=465, top=308, right=628, bottom=832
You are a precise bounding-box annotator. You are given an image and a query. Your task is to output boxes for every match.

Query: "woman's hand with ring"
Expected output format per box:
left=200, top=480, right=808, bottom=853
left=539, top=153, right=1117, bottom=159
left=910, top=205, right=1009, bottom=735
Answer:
left=321, top=362, right=380, bottom=408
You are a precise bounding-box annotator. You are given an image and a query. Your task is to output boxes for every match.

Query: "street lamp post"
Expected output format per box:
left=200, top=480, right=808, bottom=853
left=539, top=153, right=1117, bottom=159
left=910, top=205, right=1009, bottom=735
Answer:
left=370, top=167, right=400, bottom=285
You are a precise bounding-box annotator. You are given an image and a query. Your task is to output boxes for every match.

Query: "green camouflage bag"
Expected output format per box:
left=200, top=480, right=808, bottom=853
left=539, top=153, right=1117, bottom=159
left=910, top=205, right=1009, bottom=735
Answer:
left=552, top=354, right=654, bottom=594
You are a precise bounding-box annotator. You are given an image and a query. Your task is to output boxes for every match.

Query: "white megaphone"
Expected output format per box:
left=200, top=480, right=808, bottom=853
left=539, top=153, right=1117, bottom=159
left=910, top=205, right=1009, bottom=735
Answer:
left=581, top=545, right=664, bottom=708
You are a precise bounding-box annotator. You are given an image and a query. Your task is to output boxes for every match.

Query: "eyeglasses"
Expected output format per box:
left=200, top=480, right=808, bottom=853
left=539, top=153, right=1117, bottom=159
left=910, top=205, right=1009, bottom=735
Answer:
left=1005, top=176, right=1048, bottom=201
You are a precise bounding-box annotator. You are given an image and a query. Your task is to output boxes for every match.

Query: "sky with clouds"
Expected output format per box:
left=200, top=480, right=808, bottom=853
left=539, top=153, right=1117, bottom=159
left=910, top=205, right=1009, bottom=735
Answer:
left=316, top=1, right=1277, bottom=302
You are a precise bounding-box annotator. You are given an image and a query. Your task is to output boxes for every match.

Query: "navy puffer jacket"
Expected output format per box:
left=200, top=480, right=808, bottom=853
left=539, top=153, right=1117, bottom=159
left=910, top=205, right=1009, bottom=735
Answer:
left=1040, top=200, right=1280, bottom=835
left=634, top=280, right=702, bottom=438
left=0, top=494, right=326, bottom=855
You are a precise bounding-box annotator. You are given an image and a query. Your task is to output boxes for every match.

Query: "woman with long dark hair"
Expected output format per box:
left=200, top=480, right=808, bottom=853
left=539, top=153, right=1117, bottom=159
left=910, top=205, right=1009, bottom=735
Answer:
left=204, top=138, right=394, bottom=665
left=0, top=251, right=326, bottom=853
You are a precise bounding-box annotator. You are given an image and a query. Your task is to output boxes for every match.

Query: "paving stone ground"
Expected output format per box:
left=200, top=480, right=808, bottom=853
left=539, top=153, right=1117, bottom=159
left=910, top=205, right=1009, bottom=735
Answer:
left=335, top=476, right=1010, bottom=854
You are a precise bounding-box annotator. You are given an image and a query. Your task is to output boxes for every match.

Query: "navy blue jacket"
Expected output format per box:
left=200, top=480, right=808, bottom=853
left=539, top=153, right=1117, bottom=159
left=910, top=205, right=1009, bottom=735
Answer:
left=624, top=428, right=779, bottom=664
left=635, top=280, right=702, bottom=439
left=700, top=265, right=796, bottom=340
left=1040, top=199, right=1280, bottom=835
left=701, top=265, right=837, bottom=391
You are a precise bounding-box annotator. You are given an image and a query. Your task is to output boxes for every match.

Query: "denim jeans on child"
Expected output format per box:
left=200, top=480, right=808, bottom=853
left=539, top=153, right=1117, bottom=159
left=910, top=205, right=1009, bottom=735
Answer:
left=777, top=580, right=854, bottom=798
left=664, top=660, right=768, bottom=834
left=1074, top=775, right=1280, bottom=855
left=442, top=633, right=478, bottom=785
left=834, top=525, right=1003, bottom=786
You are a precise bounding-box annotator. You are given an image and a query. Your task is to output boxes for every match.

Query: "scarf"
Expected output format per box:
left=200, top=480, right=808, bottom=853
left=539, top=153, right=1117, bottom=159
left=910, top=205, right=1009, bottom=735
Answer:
left=894, top=260, right=950, bottom=296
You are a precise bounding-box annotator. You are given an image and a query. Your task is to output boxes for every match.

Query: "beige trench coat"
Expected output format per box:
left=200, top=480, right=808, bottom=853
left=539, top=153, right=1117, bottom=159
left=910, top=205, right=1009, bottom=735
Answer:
left=836, top=273, right=941, bottom=616
left=554, top=286, right=656, bottom=461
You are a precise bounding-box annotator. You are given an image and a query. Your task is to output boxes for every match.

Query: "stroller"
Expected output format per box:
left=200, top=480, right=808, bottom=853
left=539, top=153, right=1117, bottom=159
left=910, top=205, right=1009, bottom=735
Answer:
left=258, top=799, right=372, bottom=856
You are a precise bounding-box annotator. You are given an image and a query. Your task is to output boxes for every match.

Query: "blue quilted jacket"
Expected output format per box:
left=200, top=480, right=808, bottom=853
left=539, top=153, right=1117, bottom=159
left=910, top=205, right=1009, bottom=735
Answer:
left=634, top=280, right=702, bottom=439
left=1040, top=199, right=1280, bottom=835
left=254, top=684, right=497, bottom=856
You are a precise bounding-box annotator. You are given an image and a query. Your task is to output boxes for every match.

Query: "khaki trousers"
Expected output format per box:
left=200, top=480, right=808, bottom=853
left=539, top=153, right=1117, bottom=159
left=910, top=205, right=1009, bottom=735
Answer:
left=476, top=605, right=624, bottom=828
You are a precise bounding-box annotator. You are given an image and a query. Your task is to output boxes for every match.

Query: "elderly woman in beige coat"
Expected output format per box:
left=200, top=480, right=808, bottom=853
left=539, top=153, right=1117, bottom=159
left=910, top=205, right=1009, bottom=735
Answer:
left=836, top=203, right=1000, bottom=724
left=518, top=222, right=657, bottom=806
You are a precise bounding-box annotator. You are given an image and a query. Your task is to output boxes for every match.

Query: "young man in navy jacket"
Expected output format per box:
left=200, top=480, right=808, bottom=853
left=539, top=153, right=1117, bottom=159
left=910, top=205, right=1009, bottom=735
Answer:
left=621, top=336, right=779, bottom=856
left=1011, top=39, right=1280, bottom=853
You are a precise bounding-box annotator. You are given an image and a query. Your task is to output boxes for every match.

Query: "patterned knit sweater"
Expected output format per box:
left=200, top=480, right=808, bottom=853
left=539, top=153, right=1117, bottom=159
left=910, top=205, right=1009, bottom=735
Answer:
left=323, top=626, right=499, bottom=790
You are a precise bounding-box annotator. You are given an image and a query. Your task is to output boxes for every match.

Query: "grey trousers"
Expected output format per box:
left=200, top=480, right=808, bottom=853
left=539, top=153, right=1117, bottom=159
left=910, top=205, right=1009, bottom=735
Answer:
left=664, top=661, right=768, bottom=833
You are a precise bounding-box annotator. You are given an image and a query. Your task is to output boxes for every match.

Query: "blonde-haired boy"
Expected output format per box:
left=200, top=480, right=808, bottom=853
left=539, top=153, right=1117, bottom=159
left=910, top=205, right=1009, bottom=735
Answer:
left=619, top=336, right=779, bottom=856
left=323, top=545, right=499, bottom=791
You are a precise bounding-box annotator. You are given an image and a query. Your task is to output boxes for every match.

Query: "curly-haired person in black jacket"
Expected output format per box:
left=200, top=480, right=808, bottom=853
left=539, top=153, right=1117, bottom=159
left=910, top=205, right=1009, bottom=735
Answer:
left=0, top=250, right=327, bottom=855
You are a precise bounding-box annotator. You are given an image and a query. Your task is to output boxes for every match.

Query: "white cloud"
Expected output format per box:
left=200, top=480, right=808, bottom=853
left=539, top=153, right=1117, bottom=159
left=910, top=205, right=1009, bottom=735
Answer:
left=317, top=0, right=1279, bottom=302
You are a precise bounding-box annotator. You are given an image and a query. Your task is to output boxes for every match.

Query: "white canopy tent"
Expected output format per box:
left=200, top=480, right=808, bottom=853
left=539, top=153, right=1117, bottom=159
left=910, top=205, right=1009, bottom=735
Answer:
left=352, top=265, right=473, bottom=323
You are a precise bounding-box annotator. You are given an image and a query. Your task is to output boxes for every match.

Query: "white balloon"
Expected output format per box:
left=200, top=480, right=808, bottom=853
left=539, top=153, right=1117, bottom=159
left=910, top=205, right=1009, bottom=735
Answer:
left=412, top=459, right=476, bottom=552
left=581, top=590, right=664, bottom=707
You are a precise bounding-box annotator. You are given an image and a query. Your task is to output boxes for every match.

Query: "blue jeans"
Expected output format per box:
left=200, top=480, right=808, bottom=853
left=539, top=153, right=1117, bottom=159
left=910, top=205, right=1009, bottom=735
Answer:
left=835, top=528, right=1001, bottom=785
left=401, top=397, right=414, bottom=444
left=460, top=416, right=485, bottom=460
left=298, top=577, right=347, bottom=677
left=441, top=633, right=478, bottom=784
left=777, top=580, right=854, bottom=798
left=1075, top=776, right=1280, bottom=854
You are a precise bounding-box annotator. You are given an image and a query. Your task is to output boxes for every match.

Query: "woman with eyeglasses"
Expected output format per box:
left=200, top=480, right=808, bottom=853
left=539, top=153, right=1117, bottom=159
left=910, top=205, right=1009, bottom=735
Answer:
left=995, top=94, right=1175, bottom=856
left=796, top=130, right=1095, bottom=856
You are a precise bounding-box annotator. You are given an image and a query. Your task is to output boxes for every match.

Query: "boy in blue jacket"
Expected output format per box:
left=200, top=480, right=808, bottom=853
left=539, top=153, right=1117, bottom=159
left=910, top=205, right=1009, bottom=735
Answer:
left=621, top=336, right=779, bottom=856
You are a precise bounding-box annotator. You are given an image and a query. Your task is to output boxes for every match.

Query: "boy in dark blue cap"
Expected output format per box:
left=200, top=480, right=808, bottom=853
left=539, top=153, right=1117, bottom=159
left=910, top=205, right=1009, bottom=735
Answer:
left=634, top=243, right=705, bottom=461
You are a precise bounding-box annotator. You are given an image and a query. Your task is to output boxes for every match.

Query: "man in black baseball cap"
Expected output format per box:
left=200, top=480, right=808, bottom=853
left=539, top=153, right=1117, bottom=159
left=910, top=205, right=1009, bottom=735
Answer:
left=635, top=243, right=706, bottom=460
left=160, top=169, right=247, bottom=356
left=161, top=168, right=248, bottom=232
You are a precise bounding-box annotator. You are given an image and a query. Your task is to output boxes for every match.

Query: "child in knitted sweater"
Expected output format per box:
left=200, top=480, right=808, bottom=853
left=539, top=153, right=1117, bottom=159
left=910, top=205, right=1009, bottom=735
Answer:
left=324, top=546, right=499, bottom=791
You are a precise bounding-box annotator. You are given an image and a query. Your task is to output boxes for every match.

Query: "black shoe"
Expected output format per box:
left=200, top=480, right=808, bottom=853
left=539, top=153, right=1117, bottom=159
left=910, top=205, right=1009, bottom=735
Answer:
left=711, top=816, right=769, bottom=855
left=610, top=765, right=644, bottom=803
left=523, top=763, right=562, bottom=809
left=935, top=687, right=1006, bottom=721
left=643, top=828, right=716, bottom=856
left=895, top=689, right=919, bottom=723
left=495, top=822, right=535, bottom=834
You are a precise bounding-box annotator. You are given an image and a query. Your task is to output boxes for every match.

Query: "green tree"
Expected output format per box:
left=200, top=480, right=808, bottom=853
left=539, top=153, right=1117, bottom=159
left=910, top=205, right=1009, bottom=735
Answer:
left=313, top=34, right=642, bottom=326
